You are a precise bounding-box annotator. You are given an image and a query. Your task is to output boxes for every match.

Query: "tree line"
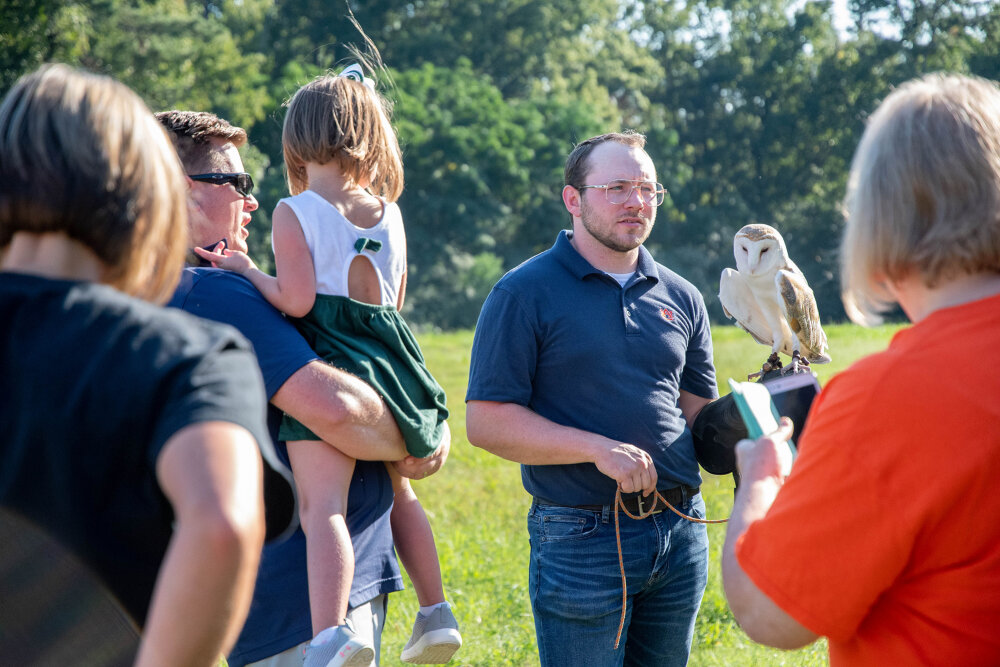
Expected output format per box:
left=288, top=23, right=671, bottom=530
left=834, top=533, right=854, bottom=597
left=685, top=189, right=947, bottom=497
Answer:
left=5, top=0, right=998, bottom=329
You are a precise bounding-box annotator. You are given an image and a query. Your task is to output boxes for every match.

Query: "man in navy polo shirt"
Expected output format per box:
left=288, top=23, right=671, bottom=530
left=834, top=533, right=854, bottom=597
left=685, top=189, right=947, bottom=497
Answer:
left=466, top=131, right=718, bottom=666
left=158, top=111, right=448, bottom=667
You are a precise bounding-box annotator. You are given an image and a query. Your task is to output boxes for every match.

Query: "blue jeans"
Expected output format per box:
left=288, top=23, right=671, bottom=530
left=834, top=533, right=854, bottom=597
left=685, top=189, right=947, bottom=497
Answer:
left=527, top=494, right=708, bottom=667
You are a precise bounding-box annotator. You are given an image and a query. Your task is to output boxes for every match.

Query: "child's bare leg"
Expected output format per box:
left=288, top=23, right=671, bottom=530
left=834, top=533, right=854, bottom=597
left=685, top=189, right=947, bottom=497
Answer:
left=287, top=440, right=355, bottom=634
left=391, top=463, right=462, bottom=663
left=388, top=465, right=445, bottom=606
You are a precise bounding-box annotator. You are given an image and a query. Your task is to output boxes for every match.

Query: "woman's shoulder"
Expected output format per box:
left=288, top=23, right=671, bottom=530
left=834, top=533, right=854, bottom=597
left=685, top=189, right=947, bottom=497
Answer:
left=80, top=281, right=254, bottom=361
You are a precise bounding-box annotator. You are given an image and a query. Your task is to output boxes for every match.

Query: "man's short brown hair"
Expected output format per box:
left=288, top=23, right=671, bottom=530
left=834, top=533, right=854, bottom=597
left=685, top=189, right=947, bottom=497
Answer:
left=155, top=110, right=247, bottom=173
left=564, top=131, right=646, bottom=189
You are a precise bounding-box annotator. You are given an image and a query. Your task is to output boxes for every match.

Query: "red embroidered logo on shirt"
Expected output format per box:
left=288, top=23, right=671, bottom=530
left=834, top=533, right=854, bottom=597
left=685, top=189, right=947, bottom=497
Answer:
left=660, top=308, right=675, bottom=321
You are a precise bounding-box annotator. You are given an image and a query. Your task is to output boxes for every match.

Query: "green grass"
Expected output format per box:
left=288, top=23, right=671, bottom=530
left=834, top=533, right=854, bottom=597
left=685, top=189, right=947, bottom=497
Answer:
left=381, top=323, right=905, bottom=666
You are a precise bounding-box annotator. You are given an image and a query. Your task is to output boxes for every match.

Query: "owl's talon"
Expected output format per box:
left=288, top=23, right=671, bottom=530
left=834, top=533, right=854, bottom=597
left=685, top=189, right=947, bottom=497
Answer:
left=749, top=353, right=782, bottom=381
left=782, top=350, right=812, bottom=375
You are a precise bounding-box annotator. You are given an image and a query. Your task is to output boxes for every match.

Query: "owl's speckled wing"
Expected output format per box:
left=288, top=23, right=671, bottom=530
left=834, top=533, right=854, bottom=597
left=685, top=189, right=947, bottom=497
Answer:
left=776, top=269, right=830, bottom=363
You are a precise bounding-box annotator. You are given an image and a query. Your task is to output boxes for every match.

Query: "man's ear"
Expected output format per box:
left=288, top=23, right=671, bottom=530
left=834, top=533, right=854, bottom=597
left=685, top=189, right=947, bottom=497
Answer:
left=187, top=184, right=206, bottom=218
left=185, top=183, right=214, bottom=246
left=562, top=184, right=582, bottom=217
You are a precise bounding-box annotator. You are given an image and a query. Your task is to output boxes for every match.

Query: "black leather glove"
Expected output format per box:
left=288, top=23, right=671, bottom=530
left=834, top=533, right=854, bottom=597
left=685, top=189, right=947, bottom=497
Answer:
left=691, top=392, right=747, bottom=475
left=692, top=368, right=785, bottom=482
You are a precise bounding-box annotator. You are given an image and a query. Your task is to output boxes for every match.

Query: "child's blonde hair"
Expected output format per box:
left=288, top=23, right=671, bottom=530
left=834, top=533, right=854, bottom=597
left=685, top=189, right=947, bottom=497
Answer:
left=282, top=66, right=404, bottom=202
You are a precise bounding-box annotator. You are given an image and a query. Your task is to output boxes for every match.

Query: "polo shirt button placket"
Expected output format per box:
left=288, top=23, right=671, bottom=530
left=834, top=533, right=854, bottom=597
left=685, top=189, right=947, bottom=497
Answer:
left=622, top=293, right=639, bottom=335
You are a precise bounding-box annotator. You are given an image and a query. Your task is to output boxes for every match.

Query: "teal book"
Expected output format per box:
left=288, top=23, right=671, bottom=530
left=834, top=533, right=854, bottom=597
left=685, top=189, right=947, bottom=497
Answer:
left=727, top=378, right=798, bottom=457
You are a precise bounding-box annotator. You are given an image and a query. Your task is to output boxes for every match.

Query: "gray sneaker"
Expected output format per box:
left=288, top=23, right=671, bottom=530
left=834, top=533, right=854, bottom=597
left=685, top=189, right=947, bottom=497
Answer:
left=302, top=619, right=375, bottom=667
left=400, top=604, right=462, bottom=664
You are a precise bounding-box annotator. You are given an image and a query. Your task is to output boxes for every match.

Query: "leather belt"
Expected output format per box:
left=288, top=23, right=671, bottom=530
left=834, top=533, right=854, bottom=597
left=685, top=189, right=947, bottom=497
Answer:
left=554, top=486, right=700, bottom=515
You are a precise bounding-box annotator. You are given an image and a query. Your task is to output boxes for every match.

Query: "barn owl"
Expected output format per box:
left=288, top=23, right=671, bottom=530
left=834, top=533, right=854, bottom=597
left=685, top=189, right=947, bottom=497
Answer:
left=719, top=224, right=830, bottom=376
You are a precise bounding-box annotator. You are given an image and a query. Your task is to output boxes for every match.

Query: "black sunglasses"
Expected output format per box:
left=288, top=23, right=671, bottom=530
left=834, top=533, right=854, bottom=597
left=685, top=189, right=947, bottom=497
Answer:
left=188, top=172, right=254, bottom=197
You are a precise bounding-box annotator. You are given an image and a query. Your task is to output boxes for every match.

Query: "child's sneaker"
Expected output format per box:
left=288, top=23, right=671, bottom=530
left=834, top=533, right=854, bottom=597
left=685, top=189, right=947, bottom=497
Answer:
left=400, top=603, right=462, bottom=664
left=302, top=619, right=375, bottom=667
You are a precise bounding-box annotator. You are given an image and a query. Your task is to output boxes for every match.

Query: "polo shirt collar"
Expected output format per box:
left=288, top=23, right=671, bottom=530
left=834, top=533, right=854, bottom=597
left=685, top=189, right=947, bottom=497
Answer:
left=185, top=238, right=229, bottom=268
left=553, top=229, right=658, bottom=284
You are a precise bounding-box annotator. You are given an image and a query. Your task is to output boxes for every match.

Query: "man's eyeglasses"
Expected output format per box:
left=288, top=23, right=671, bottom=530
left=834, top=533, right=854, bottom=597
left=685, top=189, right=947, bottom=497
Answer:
left=188, top=172, right=254, bottom=197
left=577, top=179, right=666, bottom=206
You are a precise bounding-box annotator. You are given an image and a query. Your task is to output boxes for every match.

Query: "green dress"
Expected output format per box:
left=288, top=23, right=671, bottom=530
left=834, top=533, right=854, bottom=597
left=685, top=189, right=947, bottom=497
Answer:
left=279, top=294, right=448, bottom=458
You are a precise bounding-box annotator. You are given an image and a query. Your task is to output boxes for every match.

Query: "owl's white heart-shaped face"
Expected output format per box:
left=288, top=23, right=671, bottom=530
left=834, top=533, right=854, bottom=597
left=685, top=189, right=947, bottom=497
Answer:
left=734, top=234, right=785, bottom=276
left=734, top=223, right=789, bottom=277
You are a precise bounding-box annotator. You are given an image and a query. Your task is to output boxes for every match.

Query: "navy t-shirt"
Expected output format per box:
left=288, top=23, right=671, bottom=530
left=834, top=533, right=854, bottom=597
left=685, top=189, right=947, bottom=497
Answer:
left=169, top=268, right=403, bottom=666
left=466, top=231, right=718, bottom=506
left=0, top=273, right=272, bottom=625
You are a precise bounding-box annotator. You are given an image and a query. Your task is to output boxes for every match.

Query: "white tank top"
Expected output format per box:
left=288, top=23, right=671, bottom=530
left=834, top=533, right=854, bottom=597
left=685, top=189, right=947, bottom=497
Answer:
left=278, top=189, right=407, bottom=306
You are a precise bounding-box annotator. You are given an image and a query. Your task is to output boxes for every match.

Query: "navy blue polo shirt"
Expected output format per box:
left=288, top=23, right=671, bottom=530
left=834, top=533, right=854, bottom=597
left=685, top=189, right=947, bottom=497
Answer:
left=466, top=230, right=717, bottom=506
left=169, top=268, right=403, bottom=666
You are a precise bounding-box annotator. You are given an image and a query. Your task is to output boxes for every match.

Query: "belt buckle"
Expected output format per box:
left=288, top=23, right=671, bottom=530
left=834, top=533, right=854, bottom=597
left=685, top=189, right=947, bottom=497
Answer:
left=637, top=494, right=661, bottom=515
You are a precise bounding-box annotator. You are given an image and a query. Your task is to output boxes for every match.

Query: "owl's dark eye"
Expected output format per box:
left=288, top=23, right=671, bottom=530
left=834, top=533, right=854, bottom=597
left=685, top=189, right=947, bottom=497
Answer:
left=760, top=248, right=769, bottom=254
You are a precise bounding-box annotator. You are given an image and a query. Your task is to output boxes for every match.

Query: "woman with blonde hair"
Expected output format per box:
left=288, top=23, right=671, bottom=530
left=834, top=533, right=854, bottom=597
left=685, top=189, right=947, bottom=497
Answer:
left=0, top=64, right=280, bottom=666
left=723, top=72, right=1000, bottom=664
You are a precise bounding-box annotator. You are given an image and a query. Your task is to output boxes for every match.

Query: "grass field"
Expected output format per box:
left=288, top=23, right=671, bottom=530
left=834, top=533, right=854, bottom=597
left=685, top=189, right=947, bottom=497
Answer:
left=380, top=323, right=905, bottom=666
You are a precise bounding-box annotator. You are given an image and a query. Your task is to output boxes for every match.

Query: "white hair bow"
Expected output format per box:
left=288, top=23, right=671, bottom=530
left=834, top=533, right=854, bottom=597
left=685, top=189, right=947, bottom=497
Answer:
left=338, top=63, right=375, bottom=90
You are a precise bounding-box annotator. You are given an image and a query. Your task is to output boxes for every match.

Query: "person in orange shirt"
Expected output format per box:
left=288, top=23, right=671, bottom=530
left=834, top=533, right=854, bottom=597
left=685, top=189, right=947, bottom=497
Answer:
left=722, top=72, right=1000, bottom=665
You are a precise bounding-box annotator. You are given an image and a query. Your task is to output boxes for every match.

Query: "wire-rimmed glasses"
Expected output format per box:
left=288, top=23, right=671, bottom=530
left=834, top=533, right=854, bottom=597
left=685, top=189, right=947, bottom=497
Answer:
left=577, top=179, right=666, bottom=206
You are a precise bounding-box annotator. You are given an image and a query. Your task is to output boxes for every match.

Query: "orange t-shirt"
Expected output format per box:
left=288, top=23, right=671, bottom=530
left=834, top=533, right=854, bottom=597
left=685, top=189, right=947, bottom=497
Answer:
left=737, top=293, right=1000, bottom=665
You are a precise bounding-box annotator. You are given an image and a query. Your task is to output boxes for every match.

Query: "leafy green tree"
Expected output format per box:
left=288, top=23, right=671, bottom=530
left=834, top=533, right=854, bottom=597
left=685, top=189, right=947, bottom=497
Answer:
left=3, top=0, right=281, bottom=271
left=1, top=0, right=94, bottom=91
left=377, top=0, right=626, bottom=98
left=8, top=0, right=999, bottom=330
left=968, top=3, right=1000, bottom=80
left=638, top=0, right=870, bottom=322
left=3, top=1, right=272, bottom=127
left=187, top=0, right=669, bottom=328
left=392, top=60, right=612, bottom=328
left=82, top=1, right=271, bottom=131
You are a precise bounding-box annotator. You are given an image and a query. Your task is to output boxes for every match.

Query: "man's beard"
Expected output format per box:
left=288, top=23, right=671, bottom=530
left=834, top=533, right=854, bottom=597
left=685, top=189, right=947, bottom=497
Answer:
left=579, top=198, right=652, bottom=253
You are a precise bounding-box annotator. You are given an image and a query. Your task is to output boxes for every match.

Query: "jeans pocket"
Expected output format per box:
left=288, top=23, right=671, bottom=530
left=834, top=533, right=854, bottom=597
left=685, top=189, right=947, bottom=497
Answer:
left=687, top=494, right=706, bottom=520
left=537, top=507, right=599, bottom=542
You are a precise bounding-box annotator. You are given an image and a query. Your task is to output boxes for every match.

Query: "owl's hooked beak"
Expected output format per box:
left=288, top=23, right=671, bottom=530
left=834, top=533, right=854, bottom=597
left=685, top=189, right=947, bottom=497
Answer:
left=747, top=246, right=771, bottom=274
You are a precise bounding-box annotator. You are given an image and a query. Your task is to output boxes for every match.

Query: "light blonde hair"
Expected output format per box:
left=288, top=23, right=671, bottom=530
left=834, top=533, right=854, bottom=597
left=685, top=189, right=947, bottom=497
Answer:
left=841, top=73, right=1000, bottom=325
left=0, top=64, right=188, bottom=303
left=282, top=67, right=404, bottom=201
